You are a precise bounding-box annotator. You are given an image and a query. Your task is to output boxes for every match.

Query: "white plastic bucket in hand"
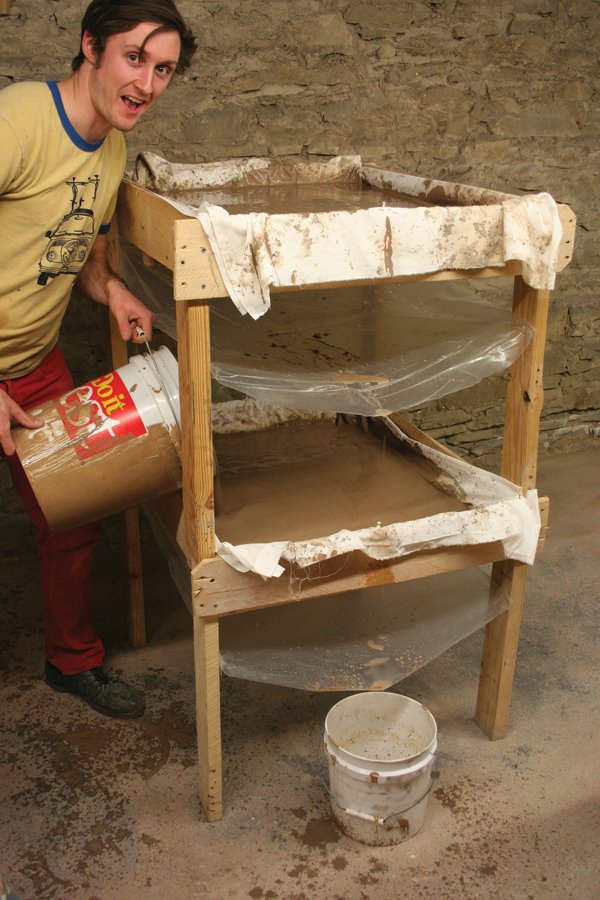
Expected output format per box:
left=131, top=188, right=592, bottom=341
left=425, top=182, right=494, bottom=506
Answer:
left=14, top=347, right=182, bottom=533
left=323, top=692, right=437, bottom=846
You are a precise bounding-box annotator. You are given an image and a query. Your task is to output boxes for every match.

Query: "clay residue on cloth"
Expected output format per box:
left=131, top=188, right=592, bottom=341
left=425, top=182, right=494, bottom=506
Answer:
left=213, top=418, right=467, bottom=547
left=131, top=152, right=363, bottom=192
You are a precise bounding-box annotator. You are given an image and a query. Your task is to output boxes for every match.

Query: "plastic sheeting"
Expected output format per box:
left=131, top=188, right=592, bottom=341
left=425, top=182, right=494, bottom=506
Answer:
left=120, top=242, right=533, bottom=417
left=143, top=498, right=512, bottom=693
left=218, top=565, right=511, bottom=691
left=209, top=282, right=533, bottom=416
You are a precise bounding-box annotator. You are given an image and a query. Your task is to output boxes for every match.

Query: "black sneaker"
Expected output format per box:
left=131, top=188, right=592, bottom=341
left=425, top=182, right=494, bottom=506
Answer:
left=45, top=660, right=145, bottom=719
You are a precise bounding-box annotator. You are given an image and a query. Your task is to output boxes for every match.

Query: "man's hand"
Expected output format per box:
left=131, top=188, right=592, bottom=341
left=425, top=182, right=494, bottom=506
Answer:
left=0, top=389, right=43, bottom=457
left=107, top=285, right=155, bottom=343
left=74, top=233, right=155, bottom=343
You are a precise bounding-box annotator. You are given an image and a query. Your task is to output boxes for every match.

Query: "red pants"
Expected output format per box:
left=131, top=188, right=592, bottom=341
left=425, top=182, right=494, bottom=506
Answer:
left=1, top=345, right=105, bottom=674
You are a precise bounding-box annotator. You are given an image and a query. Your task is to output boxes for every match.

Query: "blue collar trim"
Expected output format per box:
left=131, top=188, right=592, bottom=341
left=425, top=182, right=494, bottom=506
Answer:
left=47, top=81, right=106, bottom=153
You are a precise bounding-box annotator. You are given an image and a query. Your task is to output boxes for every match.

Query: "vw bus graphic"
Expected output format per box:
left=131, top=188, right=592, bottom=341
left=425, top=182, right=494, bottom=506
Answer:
left=38, top=176, right=99, bottom=286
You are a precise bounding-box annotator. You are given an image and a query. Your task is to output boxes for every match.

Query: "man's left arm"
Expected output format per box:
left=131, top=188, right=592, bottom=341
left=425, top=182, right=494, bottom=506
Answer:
left=74, top=233, right=154, bottom=343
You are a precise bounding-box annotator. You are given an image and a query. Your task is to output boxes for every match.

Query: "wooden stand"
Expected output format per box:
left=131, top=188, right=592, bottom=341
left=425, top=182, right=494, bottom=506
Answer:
left=114, top=176, right=575, bottom=819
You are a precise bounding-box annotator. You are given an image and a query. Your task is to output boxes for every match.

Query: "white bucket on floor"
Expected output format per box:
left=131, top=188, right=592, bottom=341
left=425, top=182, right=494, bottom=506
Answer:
left=14, top=347, right=182, bottom=532
left=324, top=692, right=437, bottom=846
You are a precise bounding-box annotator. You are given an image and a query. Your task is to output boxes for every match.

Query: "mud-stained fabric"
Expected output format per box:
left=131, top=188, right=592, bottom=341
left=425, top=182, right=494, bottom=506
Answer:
left=131, top=153, right=562, bottom=319
left=210, top=405, right=541, bottom=579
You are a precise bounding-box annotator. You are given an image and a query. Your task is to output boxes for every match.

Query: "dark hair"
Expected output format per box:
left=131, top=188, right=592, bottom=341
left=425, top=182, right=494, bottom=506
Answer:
left=72, top=0, right=197, bottom=74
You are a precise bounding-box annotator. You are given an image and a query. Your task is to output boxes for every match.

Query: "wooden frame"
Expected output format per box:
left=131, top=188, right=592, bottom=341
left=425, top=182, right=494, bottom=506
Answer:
left=111, top=176, right=575, bottom=821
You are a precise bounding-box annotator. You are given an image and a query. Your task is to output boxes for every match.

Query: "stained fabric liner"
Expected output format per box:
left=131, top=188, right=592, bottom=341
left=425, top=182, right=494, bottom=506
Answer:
left=120, top=242, right=534, bottom=417
left=129, top=152, right=563, bottom=318
left=210, top=408, right=540, bottom=579
left=218, top=565, right=511, bottom=692
left=144, top=403, right=540, bottom=584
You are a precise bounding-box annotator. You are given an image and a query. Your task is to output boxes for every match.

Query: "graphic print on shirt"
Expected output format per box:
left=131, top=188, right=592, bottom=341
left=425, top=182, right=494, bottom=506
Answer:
left=37, top=175, right=99, bottom=285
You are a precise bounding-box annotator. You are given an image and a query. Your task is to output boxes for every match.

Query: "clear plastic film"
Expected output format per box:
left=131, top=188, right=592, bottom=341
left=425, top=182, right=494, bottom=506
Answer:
left=218, top=565, right=511, bottom=691
left=120, top=241, right=534, bottom=416
left=143, top=491, right=512, bottom=693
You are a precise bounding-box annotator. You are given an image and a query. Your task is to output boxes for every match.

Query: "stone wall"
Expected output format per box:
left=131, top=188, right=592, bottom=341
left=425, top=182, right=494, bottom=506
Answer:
left=1, top=0, right=599, bottom=488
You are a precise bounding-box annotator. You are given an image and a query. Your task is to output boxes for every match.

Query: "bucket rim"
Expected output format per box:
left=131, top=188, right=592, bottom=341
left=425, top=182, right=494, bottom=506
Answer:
left=128, top=348, right=180, bottom=428
left=324, top=692, right=437, bottom=766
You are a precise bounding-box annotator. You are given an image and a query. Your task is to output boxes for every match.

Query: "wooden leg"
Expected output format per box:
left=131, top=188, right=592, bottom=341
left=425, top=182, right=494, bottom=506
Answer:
left=475, top=559, right=528, bottom=739
left=121, top=508, right=146, bottom=648
left=475, top=276, right=550, bottom=739
left=194, top=615, right=222, bottom=821
left=105, top=219, right=146, bottom=648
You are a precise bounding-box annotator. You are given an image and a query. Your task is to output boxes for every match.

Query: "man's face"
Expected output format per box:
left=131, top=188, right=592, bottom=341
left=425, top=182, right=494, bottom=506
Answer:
left=85, top=22, right=181, bottom=133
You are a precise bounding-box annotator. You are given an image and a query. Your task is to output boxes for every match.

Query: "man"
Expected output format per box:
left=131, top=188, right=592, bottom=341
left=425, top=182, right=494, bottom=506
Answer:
left=0, top=0, right=196, bottom=718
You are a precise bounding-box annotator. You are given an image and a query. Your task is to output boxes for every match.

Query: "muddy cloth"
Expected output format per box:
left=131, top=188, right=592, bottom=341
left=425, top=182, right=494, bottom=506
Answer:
left=131, top=153, right=563, bottom=319
left=210, top=404, right=541, bottom=579
left=1, top=346, right=104, bottom=674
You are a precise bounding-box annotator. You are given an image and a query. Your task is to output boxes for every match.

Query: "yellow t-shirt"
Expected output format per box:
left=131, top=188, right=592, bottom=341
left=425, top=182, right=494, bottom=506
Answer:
left=0, top=81, right=126, bottom=379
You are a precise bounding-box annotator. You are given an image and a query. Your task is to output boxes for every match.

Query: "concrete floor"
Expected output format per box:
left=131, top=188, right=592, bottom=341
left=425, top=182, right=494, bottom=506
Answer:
left=1, top=446, right=598, bottom=900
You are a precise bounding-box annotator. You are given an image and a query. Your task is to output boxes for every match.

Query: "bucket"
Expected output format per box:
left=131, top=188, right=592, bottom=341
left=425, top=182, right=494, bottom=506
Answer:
left=323, top=692, right=437, bottom=846
left=13, top=347, right=182, bottom=533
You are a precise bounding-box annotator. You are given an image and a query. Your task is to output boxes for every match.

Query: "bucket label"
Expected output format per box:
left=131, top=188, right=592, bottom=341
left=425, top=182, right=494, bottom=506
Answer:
left=56, top=370, right=147, bottom=462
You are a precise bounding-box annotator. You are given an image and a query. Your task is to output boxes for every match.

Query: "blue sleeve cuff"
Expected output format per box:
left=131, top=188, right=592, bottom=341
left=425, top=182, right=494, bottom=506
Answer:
left=98, top=223, right=111, bottom=235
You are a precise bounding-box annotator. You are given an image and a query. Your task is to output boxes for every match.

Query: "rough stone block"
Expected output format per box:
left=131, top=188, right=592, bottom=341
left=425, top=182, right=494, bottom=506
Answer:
left=539, top=415, right=569, bottom=431
left=546, top=306, right=572, bottom=342
left=544, top=387, right=568, bottom=410
left=462, top=140, right=515, bottom=166
left=554, top=81, right=594, bottom=102
left=578, top=108, right=600, bottom=137
left=428, top=424, right=469, bottom=440
left=508, top=13, right=545, bottom=35
left=579, top=339, right=600, bottom=359
left=544, top=345, right=572, bottom=376
left=493, top=106, right=580, bottom=138
left=423, top=85, right=469, bottom=112
left=562, top=382, right=600, bottom=410
left=561, top=368, right=600, bottom=391
left=563, top=0, right=600, bottom=18
left=464, top=436, right=505, bottom=455
left=322, top=99, right=354, bottom=124
left=344, top=1, right=430, bottom=38
left=443, top=377, right=509, bottom=411
left=292, top=13, right=355, bottom=54
left=182, top=105, right=254, bottom=144
left=569, top=302, right=600, bottom=335
left=446, top=427, right=503, bottom=445
left=419, top=409, right=472, bottom=430
left=470, top=406, right=507, bottom=430
left=515, top=35, right=550, bottom=60
left=511, top=1, right=557, bottom=13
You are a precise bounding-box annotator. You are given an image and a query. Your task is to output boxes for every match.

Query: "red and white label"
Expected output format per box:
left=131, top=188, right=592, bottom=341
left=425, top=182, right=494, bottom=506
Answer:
left=56, top=370, right=147, bottom=462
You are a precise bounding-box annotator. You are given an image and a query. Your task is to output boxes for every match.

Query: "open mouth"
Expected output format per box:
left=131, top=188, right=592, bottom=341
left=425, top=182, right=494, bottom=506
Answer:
left=122, top=95, right=145, bottom=113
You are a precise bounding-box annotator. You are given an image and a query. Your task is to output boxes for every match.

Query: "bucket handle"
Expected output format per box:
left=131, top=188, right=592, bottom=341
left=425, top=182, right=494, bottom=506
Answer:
left=135, top=329, right=181, bottom=429
left=317, top=728, right=438, bottom=826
